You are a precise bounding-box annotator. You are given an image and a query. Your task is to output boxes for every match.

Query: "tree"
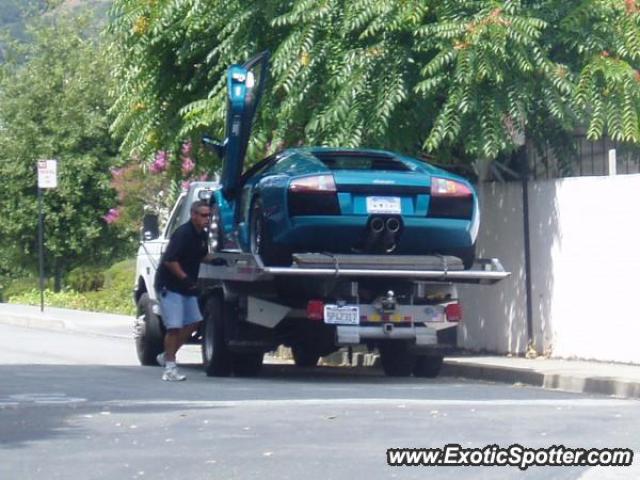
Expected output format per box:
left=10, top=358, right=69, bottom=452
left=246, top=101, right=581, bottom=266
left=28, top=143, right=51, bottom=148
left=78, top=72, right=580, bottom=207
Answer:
left=0, top=13, right=130, bottom=289
left=108, top=0, right=640, bottom=170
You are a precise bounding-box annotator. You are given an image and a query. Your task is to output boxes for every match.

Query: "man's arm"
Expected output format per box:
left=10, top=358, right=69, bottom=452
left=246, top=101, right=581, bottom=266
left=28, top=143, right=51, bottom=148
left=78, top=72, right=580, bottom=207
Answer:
left=164, top=261, right=188, bottom=281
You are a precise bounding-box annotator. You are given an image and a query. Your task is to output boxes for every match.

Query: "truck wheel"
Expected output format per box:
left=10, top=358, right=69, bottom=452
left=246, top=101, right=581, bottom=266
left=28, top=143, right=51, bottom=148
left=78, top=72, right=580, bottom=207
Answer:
left=135, top=293, right=165, bottom=366
left=201, top=294, right=233, bottom=377
left=413, top=355, right=444, bottom=378
left=379, top=341, right=415, bottom=377
left=232, top=353, right=264, bottom=377
left=292, top=345, right=320, bottom=367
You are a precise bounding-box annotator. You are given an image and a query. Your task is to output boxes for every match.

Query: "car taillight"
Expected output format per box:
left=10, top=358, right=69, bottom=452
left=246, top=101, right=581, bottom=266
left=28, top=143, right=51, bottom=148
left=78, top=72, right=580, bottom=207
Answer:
left=289, top=175, right=336, bottom=193
left=288, top=175, right=340, bottom=216
left=428, top=177, right=474, bottom=219
left=445, top=303, right=463, bottom=322
left=307, top=300, right=324, bottom=321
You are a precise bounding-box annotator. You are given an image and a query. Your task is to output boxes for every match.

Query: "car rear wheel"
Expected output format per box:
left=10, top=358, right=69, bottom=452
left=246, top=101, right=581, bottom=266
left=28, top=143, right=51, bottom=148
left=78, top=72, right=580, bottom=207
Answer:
left=250, top=198, right=289, bottom=266
left=379, top=341, right=415, bottom=377
left=201, top=294, right=233, bottom=377
left=460, top=244, right=476, bottom=270
left=135, top=293, right=165, bottom=366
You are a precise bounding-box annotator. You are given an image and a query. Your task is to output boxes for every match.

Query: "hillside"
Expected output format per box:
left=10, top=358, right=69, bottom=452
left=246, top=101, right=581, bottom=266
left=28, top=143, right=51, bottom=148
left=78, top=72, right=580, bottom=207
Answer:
left=0, top=0, right=110, bottom=42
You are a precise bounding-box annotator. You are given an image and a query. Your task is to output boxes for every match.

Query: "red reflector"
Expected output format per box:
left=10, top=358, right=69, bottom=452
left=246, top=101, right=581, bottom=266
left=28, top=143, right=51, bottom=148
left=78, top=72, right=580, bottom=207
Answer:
left=445, top=303, right=463, bottom=322
left=307, top=300, right=324, bottom=321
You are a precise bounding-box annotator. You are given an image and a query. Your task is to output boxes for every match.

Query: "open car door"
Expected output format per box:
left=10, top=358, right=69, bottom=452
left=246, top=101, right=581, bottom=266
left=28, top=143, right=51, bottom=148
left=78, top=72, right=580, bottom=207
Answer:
left=221, top=51, right=270, bottom=199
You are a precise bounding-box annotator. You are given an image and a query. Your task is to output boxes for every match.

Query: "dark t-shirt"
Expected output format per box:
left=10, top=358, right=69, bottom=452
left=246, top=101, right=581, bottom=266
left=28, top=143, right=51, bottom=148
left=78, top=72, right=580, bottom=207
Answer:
left=155, top=221, right=208, bottom=296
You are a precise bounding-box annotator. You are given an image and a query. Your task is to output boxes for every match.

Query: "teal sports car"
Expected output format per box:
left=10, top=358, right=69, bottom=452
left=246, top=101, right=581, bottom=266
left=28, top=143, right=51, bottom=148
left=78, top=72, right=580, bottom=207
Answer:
left=206, top=52, right=479, bottom=269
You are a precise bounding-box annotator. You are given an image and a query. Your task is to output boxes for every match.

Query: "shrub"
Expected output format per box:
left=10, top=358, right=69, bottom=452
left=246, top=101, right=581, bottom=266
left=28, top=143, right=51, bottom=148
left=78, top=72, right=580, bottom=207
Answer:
left=66, top=267, right=105, bottom=292
left=7, top=259, right=137, bottom=316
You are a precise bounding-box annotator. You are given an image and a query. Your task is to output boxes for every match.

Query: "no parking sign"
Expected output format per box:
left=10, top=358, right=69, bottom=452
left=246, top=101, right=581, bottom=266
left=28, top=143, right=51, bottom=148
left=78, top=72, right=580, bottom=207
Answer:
left=37, top=159, right=57, bottom=189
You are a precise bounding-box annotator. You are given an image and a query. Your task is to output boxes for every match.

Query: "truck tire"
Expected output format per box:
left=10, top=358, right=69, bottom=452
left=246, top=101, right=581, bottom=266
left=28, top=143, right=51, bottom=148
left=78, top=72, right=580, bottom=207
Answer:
left=201, top=294, right=233, bottom=377
left=413, top=355, right=444, bottom=378
left=292, top=345, right=320, bottom=367
left=135, top=293, right=165, bottom=366
left=379, top=341, right=415, bottom=377
left=232, top=353, right=264, bottom=377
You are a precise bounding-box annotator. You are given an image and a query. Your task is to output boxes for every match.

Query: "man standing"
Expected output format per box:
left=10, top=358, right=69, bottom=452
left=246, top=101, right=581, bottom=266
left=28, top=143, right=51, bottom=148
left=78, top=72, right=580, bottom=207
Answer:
left=155, top=200, right=211, bottom=381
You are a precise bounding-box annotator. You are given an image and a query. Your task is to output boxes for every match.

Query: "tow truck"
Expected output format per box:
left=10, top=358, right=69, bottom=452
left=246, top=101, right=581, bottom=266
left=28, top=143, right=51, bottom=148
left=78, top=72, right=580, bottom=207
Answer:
left=133, top=52, right=510, bottom=377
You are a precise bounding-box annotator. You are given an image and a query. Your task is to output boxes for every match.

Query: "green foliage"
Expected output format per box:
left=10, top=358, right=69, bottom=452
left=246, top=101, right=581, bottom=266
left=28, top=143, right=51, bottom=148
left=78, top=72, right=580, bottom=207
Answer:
left=0, top=12, right=134, bottom=280
left=0, top=276, right=54, bottom=301
left=66, top=266, right=105, bottom=292
left=108, top=0, right=640, bottom=167
left=7, top=259, right=136, bottom=315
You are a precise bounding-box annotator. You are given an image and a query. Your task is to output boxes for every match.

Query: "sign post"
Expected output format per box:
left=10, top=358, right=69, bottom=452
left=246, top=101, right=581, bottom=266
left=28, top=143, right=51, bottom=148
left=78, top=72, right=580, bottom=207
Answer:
left=37, top=160, right=57, bottom=312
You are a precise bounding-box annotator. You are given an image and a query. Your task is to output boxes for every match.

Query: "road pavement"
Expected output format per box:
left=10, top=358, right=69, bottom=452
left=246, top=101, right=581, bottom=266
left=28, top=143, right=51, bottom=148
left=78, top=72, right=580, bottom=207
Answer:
left=1, top=320, right=639, bottom=480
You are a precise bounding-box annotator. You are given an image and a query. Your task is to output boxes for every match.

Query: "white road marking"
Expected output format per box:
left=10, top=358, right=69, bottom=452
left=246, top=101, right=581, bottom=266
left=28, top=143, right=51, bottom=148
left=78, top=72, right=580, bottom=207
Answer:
left=3, top=393, right=87, bottom=405
left=100, top=398, right=639, bottom=409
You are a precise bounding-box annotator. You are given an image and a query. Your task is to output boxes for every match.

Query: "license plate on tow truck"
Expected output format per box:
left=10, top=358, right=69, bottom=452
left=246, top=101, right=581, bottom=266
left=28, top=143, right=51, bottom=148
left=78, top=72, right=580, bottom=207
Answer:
left=323, top=305, right=360, bottom=325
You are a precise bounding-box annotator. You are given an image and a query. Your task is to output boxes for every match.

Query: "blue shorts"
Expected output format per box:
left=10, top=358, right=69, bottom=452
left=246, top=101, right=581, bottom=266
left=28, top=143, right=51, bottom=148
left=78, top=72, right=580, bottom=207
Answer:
left=158, top=290, right=203, bottom=330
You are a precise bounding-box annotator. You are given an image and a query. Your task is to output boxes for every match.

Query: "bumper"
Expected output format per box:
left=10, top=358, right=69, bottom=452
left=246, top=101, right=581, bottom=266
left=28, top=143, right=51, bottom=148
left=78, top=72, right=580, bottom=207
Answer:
left=276, top=215, right=475, bottom=253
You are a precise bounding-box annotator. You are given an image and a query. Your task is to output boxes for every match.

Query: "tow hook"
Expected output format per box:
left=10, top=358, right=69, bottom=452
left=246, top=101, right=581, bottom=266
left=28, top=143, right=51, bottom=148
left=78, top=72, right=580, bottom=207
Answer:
left=381, top=290, right=396, bottom=311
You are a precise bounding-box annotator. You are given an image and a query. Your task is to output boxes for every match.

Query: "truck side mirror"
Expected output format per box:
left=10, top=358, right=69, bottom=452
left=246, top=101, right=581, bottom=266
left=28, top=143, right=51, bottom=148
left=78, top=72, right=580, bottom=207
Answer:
left=141, top=213, right=160, bottom=241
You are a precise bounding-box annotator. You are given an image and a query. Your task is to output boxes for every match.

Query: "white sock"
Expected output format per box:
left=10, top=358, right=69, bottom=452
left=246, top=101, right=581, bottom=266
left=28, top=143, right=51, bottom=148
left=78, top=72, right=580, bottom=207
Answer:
left=166, top=361, right=177, bottom=369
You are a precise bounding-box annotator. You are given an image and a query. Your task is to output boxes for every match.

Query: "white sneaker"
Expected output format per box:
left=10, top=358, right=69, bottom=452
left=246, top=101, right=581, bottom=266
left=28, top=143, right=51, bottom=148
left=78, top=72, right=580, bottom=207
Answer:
left=156, top=352, right=166, bottom=367
left=162, top=367, right=186, bottom=382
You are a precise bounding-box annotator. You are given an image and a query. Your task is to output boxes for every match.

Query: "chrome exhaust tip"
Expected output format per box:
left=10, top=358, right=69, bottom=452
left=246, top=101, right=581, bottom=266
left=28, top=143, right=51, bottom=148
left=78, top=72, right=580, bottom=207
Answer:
left=386, top=217, right=401, bottom=233
left=370, top=217, right=385, bottom=233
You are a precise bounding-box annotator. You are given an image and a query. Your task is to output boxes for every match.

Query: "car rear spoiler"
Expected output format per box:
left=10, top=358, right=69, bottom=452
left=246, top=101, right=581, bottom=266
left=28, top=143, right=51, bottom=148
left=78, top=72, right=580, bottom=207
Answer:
left=199, top=252, right=510, bottom=285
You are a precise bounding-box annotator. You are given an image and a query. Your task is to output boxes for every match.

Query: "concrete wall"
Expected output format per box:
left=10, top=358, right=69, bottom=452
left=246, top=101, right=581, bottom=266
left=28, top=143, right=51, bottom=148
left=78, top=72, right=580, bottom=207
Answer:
left=459, top=174, right=640, bottom=364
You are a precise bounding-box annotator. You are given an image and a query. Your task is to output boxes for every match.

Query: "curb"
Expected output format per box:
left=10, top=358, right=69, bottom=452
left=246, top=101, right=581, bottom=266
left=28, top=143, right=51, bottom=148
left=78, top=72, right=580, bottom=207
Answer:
left=441, top=361, right=640, bottom=399
left=0, top=314, right=66, bottom=331
left=320, top=350, right=640, bottom=399
left=0, top=306, right=132, bottom=340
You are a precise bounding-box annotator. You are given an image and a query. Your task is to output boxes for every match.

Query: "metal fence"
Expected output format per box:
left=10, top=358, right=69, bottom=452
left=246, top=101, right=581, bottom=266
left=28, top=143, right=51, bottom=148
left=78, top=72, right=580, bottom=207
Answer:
left=527, top=135, right=640, bottom=180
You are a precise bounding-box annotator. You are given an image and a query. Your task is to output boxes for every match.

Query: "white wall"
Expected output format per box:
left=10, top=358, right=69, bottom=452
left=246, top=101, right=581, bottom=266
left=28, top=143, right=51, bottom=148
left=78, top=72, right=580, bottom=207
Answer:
left=458, top=182, right=528, bottom=354
left=459, top=174, right=640, bottom=364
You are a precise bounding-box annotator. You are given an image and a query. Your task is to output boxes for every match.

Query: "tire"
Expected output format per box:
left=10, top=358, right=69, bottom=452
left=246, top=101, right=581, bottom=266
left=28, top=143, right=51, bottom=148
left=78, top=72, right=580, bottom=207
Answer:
left=135, top=293, right=165, bottom=366
left=460, top=244, right=476, bottom=270
left=250, top=198, right=289, bottom=266
left=379, top=341, right=415, bottom=377
left=201, top=294, right=233, bottom=377
left=413, top=355, right=444, bottom=378
left=232, top=352, right=264, bottom=377
left=292, top=345, right=320, bottom=367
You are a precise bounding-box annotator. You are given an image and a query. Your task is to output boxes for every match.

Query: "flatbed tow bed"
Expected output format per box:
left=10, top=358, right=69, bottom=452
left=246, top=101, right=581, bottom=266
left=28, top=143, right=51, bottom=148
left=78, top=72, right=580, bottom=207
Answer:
left=200, top=252, right=508, bottom=284
left=194, top=251, right=509, bottom=378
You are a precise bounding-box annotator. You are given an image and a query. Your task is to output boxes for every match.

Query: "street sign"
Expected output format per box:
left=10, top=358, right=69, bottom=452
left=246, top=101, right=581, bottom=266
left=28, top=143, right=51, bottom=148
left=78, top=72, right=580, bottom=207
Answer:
left=37, top=159, right=57, bottom=189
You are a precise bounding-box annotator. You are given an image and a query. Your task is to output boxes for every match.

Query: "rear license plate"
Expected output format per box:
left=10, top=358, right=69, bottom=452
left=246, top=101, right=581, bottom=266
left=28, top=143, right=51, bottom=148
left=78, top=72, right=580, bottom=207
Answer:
left=366, top=196, right=401, bottom=214
left=324, top=305, right=360, bottom=325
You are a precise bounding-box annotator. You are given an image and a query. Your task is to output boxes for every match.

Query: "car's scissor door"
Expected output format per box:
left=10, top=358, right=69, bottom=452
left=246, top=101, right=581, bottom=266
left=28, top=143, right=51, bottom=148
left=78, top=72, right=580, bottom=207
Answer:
left=221, top=51, right=270, bottom=198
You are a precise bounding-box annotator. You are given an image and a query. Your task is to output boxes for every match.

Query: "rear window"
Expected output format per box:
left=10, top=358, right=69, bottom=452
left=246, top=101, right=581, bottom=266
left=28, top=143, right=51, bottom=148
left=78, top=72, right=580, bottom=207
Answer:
left=313, top=152, right=410, bottom=171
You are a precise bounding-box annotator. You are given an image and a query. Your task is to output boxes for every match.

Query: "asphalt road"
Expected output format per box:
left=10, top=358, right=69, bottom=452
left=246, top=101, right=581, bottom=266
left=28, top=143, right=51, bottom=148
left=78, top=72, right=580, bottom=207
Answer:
left=1, top=323, right=638, bottom=480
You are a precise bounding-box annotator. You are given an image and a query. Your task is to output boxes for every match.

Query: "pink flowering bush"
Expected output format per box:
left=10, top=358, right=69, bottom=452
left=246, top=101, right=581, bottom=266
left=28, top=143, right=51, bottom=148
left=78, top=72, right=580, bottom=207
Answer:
left=181, top=157, right=195, bottom=175
left=149, top=150, right=168, bottom=174
left=102, top=208, right=121, bottom=224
